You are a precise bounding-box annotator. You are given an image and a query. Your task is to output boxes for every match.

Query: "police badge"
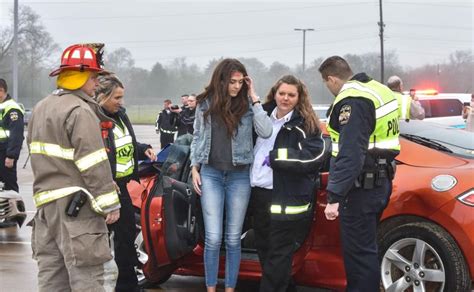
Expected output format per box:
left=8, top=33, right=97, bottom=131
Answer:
left=339, top=104, right=351, bottom=125
left=9, top=111, right=19, bottom=121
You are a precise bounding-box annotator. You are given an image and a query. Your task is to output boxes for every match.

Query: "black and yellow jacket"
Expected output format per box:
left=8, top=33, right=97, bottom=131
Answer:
left=263, top=101, right=328, bottom=221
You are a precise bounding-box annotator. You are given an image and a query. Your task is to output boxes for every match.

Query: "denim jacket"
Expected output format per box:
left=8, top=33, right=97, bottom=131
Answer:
left=190, top=98, right=272, bottom=167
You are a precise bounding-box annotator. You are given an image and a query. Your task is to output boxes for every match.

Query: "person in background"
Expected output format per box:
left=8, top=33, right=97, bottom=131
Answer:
left=181, top=94, right=189, bottom=109
left=190, top=58, right=272, bottom=292
left=155, top=99, right=178, bottom=148
left=386, top=76, right=425, bottom=121
left=174, top=93, right=197, bottom=136
left=250, top=75, right=326, bottom=292
left=0, top=78, right=24, bottom=192
left=95, top=74, right=156, bottom=292
left=28, top=43, right=120, bottom=291
left=319, top=56, right=399, bottom=292
left=462, top=93, right=474, bottom=132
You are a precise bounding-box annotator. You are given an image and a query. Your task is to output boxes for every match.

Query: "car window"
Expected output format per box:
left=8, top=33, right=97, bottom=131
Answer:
left=419, top=99, right=463, bottom=118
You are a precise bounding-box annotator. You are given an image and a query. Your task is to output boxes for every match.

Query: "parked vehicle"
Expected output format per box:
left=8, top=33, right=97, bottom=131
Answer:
left=129, top=122, right=474, bottom=291
left=312, top=104, right=330, bottom=122
left=0, top=182, right=26, bottom=228
left=404, top=90, right=471, bottom=128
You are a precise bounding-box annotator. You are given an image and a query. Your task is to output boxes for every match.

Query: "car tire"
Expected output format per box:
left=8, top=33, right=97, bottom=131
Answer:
left=379, top=221, right=471, bottom=292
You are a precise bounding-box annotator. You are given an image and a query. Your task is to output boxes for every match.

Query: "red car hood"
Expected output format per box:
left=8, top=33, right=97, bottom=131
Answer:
left=396, top=139, right=471, bottom=168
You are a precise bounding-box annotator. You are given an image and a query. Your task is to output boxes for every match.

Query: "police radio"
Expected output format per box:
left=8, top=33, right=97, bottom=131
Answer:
left=66, top=191, right=88, bottom=217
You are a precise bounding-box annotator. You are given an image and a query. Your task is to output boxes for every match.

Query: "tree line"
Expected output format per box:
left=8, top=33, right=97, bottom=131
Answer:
left=1, top=5, right=472, bottom=110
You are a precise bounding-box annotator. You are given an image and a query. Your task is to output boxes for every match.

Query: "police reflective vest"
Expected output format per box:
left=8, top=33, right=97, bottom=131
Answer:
left=0, top=99, right=24, bottom=141
left=29, top=141, right=118, bottom=214
left=394, top=92, right=411, bottom=120
left=113, top=119, right=134, bottom=179
left=327, top=80, right=400, bottom=157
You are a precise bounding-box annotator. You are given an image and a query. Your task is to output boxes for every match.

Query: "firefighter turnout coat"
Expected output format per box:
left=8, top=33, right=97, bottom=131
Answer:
left=27, top=89, right=119, bottom=214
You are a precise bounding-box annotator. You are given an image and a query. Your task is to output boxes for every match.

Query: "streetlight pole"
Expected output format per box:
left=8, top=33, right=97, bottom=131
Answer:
left=294, top=28, right=314, bottom=73
left=378, top=0, right=385, bottom=83
left=13, top=0, right=19, bottom=101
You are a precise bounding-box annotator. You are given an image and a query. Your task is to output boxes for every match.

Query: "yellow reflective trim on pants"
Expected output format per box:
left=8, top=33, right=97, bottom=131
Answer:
left=277, top=148, right=288, bottom=160
left=75, top=148, right=108, bottom=172
left=30, top=141, right=75, bottom=160
left=270, top=205, right=282, bottom=214
left=33, top=186, right=119, bottom=215
left=270, top=203, right=310, bottom=215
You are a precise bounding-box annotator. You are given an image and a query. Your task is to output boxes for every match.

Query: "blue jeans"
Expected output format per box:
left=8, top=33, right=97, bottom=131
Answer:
left=200, top=164, right=251, bottom=288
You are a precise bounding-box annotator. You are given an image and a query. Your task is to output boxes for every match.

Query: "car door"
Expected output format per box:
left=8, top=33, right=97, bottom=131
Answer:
left=140, top=135, right=201, bottom=282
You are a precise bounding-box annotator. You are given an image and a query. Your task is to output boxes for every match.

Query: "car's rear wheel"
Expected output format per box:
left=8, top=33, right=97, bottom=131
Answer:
left=379, top=222, right=471, bottom=292
left=134, top=212, right=173, bottom=288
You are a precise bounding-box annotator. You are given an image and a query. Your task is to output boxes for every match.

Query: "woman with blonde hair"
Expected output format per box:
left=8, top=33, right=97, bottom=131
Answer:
left=249, top=75, right=326, bottom=292
left=95, top=74, right=156, bottom=292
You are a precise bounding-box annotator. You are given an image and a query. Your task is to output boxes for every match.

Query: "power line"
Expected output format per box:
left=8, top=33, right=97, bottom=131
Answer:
left=389, top=22, right=471, bottom=30
left=385, top=1, right=471, bottom=7
left=388, top=35, right=472, bottom=43
left=52, top=23, right=376, bottom=47
left=35, top=2, right=377, bottom=20
left=130, top=35, right=378, bottom=62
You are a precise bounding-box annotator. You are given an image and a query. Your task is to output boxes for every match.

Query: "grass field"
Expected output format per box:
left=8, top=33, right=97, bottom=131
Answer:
left=126, top=105, right=161, bottom=124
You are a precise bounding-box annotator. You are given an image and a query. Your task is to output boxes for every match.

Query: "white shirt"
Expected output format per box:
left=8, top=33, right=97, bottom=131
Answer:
left=250, top=108, right=293, bottom=189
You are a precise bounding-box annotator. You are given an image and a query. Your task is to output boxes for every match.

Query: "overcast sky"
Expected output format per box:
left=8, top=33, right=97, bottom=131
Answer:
left=0, top=0, right=472, bottom=71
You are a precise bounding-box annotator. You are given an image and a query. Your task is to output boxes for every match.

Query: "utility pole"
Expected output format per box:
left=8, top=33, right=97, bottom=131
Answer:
left=13, top=0, right=19, bottom=101
left=294, top=28, right=314, bottom=73
left=378, top=0, right=385, bottom=83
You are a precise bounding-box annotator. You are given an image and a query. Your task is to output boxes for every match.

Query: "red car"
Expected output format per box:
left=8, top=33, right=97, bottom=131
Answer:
left=129, top=121, right=474, bottom=291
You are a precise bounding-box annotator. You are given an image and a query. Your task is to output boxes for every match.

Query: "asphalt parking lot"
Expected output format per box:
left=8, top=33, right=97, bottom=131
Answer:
left=0, top=125, right=328, bottom=292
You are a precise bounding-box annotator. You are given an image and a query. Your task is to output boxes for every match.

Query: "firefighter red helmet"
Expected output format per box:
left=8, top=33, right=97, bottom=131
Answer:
left=49, top=44, right=106, bottom=77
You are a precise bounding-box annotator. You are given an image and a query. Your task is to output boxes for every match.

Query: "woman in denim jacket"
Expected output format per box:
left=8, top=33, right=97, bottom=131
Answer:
left=190, top=58, right=272, bottom=292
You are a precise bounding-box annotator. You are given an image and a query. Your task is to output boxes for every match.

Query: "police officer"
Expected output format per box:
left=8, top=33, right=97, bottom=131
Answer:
left=386, top=76, right=425, bottom=121
left=318, top=56, right=400, bottom=292
left=0, top=78, right=24, bottom=192
left=28, top=44, right=120, bottom=291
left=155, top=99, right=178, bottom=148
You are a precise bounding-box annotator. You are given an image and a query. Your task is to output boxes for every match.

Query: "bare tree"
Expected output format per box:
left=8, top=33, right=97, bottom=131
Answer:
left=0, top=5, right=59, bottom=105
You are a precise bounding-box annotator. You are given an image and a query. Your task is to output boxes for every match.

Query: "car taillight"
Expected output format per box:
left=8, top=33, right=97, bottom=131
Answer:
left=457, top=189, right=474, bottom=207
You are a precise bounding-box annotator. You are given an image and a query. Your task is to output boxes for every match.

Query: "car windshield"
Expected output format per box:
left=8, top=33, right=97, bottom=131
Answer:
left=418, top=99, right=463, bottom=118
left=400, top=120, right=474, bottom=159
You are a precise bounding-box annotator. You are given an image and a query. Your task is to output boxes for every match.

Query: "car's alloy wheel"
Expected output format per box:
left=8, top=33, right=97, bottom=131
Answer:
left=379, top=222, right=471, bottom=292
left=381, top=237, right=445, bottom=291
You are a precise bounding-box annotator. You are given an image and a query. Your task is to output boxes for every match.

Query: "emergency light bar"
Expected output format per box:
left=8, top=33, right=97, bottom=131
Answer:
left=403, top=89, right=439, bottom=95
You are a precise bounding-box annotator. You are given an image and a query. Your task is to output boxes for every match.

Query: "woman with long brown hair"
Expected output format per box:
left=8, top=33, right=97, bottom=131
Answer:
left=249, top=75, right=326, bottom=292
left=190, top=58, right=272, bottom=292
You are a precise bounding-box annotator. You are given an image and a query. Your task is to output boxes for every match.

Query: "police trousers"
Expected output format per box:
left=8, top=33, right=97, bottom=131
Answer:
left=339, top=178, right=392, bottom=292
left=32, top=196, right=118, bottom=292
left=0, top=149, right=18, bottom=192
left=159, top=132, right=175, bottom=148
left=111, top=181, right=139, bottom=292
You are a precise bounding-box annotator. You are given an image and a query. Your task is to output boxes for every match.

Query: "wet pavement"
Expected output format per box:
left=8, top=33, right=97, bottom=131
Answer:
left=0, top=125, right=328, bottom=292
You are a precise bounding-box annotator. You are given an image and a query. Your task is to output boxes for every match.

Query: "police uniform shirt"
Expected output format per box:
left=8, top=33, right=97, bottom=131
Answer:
left=0, top=97, right=25, bottom=160
left=326, top=73, right=376, bottom=204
